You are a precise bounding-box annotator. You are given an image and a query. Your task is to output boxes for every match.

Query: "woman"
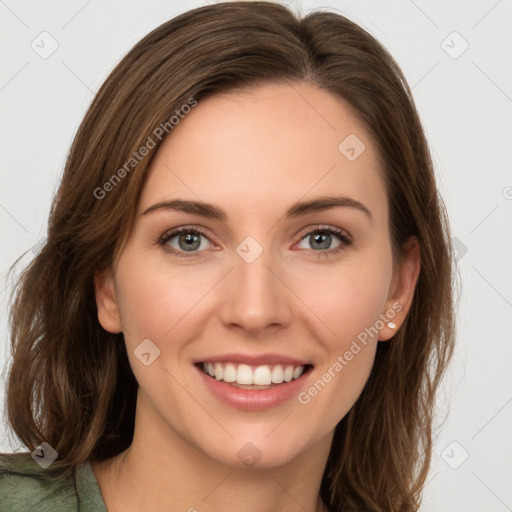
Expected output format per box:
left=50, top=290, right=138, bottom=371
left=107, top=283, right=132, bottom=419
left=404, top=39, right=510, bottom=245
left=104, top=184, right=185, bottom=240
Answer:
left=0, top=2, right=455, bottom=511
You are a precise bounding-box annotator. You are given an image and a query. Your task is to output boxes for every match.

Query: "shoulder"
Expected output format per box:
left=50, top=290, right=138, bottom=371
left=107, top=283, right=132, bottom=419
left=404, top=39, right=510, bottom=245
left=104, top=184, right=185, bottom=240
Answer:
left=0, top=452, right=105, bottom=512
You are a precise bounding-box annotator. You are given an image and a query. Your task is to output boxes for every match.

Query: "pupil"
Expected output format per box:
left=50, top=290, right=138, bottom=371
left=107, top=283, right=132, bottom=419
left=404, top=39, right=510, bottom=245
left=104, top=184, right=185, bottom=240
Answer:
left=312, top=233, right=330, bottom=250
left=179, top=233, right=200, bottom=251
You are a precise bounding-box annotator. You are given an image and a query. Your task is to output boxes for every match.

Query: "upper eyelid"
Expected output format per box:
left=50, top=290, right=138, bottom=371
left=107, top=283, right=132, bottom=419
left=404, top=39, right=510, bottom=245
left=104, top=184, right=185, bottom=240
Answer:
left=296, top=224, right=350, bottom=240
left=159, top=225, right=215, bottom=244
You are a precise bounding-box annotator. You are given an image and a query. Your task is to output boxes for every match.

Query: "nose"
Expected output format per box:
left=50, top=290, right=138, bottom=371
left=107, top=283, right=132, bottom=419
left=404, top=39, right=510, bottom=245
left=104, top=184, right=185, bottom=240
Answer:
left=217, top=246, right=292, bottom=336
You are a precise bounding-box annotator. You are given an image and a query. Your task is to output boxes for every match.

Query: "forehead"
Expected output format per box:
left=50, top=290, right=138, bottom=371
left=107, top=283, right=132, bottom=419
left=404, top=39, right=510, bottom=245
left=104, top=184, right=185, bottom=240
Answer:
left=140, top=81, right=387, bottom=221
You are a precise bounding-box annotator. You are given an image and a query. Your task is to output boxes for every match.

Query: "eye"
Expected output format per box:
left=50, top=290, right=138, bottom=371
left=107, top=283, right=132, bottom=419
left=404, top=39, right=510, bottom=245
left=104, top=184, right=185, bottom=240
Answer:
left=158, top=224, right=352, bottom=259
left=158, top=226, right=213, bottom=258
left=296, top=225, right=351, bottom=257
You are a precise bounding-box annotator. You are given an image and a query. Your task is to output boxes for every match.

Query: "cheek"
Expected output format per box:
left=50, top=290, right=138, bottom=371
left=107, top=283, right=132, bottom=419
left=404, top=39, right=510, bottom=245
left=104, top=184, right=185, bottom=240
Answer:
left=114, top=251, right=215, bottom=343
left=292, top=253, right=391, bottom=342
left=292, top=254, right=390, bottom=418
left=113, top=262, right=211, bottom=398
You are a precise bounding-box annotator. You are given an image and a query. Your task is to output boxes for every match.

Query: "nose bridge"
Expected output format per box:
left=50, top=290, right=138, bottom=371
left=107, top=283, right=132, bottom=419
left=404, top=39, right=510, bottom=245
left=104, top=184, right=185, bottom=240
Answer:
left=219, top=236, right=290, bottom=333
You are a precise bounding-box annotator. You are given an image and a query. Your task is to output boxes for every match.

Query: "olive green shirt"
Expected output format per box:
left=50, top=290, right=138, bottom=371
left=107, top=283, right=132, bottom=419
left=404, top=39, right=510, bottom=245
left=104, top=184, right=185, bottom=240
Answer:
left=0, top=452, right=107, bottom=511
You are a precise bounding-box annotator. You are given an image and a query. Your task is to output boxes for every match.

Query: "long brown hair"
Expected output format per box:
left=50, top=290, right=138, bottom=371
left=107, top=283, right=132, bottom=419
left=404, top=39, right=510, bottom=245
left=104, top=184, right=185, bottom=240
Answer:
left=2, top=2, right=456, bottom=510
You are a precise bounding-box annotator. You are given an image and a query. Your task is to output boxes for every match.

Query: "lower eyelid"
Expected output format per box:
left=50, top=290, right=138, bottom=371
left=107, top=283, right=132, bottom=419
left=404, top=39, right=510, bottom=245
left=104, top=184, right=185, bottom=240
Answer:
left=161, top=230, right=212, bottom=251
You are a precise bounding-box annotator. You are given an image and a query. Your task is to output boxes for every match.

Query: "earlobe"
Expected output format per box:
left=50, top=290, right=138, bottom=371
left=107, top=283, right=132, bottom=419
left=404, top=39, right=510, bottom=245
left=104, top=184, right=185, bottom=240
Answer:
left=93, top=267, right=123, bottom=334
left=378, top=236, right=420, bottom=341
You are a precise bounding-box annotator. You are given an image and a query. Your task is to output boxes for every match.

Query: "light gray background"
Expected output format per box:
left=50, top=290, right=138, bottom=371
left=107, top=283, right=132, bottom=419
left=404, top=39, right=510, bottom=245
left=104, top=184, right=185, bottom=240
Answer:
left=1, top=1, right=511, bottom=511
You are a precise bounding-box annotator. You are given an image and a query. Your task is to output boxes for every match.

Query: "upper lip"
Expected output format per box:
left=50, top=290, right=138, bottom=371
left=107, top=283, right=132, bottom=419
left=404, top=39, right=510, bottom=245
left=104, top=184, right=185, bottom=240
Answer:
left=194, top=353, right=313, bottom=367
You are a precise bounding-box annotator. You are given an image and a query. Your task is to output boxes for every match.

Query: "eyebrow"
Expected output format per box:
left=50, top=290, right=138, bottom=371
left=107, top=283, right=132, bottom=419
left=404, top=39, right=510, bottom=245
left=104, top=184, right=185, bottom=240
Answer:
left=142, top=196, right=373, bottom=222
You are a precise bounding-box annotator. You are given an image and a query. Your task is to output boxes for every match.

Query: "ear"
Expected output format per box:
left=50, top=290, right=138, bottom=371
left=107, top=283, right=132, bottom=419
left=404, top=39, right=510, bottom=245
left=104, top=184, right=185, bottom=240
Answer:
left=93, top=267, right=123, bottom=333
left=378, top=236, right=420, bottom=341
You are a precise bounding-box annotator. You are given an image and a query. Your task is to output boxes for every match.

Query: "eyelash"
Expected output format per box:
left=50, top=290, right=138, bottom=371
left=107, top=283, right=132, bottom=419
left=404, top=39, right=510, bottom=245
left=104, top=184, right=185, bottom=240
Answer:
left=157, top=225, right=352, bottom=259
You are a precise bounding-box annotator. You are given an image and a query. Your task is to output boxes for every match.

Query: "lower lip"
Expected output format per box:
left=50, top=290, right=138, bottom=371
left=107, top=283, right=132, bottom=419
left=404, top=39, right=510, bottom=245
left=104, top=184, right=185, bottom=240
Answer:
left=195, top=364, right=313, bottom=411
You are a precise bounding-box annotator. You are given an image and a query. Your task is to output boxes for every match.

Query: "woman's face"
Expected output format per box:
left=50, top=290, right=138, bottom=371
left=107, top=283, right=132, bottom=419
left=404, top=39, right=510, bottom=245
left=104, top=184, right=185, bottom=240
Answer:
left=96, top=81, right=415, bottom=468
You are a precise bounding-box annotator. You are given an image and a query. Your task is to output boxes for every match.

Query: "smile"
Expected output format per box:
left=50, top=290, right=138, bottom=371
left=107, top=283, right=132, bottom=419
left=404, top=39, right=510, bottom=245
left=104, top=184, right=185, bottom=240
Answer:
left=194, top=358, right=314, bottom=410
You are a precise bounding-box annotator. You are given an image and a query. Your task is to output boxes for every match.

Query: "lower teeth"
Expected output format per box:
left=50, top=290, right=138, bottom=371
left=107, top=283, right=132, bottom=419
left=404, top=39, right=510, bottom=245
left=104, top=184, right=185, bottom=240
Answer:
left=225, top=382, right=279, bottom=390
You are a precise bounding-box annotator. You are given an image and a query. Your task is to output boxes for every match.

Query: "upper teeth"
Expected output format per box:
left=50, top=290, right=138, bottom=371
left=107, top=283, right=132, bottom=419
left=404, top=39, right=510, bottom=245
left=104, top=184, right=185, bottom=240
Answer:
left=202, top=362, right=306, bottom=385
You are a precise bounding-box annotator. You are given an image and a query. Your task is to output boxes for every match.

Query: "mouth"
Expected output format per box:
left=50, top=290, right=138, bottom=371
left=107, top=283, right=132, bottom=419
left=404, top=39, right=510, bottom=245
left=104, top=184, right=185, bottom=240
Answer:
left=195, top=361, right=314, bottom=390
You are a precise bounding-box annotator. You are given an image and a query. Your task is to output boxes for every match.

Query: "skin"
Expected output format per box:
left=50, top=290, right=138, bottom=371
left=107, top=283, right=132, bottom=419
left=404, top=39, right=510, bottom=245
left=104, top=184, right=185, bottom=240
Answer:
left=92, top=81, right=420, bottom=512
